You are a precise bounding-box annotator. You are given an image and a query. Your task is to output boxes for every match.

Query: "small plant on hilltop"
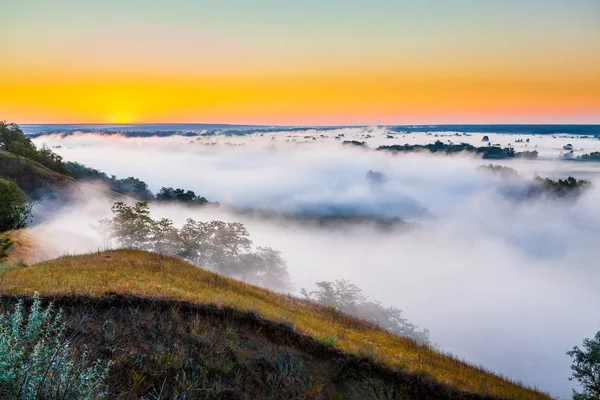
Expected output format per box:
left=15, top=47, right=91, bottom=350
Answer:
left=0, top=293, right=112, bottom=399
left=568, top=330, right=600, bottom=400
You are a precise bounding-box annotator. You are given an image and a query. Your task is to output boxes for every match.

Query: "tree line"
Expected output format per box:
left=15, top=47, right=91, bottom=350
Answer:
left=301, top=279, right=430, bottom=345
left=377, top=140, right=538, bottom=160
left=0, top=121, right=67, bottom=174
left=98, top=201, right=289, bottom=290
left=480, top=164, right=592, bottom=199
left=65, top=161, right=212, bottom=205
left=0, top=122, right=211, bottom=205
left=99, top=202, right=432, bottom=343
left=577, top=152, right=600, bottom=162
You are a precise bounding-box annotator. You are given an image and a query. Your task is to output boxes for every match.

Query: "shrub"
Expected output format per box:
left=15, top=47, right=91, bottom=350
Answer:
left=0, top=179, right=33, bottom=233
left=277, top=349, right=304, bottom=376
left=0, top=293, right=111, bottom=399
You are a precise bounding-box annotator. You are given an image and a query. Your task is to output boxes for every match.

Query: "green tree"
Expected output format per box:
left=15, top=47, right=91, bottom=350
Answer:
left=109, top=177, right=154, bottom=200
left=568, top=331, right=600, bottom=400
left=99, top=202, right=154, bottom=248
left=99, top=202, right=291, bottom=290
left=156, top=187, right=208, bottom=204
left=0, top=121, right=35, bottom=163
left=0, top=121, right=67, bottom=173
left=178, top=219, right=252, bottom=272
left=0, top=179, right=33, bottom=233
left=151, top=217, right=180, bottom=255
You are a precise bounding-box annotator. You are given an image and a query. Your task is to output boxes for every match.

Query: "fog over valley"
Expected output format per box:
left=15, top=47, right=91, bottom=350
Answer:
left=3, top=2, right=599, bottom=397
left=20, top=128, right=600, bottom=398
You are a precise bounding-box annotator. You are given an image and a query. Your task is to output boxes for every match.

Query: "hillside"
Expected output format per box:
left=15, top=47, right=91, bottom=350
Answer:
left=0, top=250, right=551, bottom=399
left=0, top=149, right=78, bottom=200
left=0, top=149, right=132, bottom=207
left=3, top=228, right=58, bottom=265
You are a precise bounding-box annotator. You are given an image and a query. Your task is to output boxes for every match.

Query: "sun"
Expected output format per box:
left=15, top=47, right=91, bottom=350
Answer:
left=107, top=112, right=137, bottom=124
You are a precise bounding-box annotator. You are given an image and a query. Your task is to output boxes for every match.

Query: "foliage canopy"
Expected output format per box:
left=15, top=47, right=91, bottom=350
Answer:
left=99, top=202, right=289, bottom=290
left=302, top=279, right=430, bottom=344
left=0, top=179, right=32, bottom=233
left=568, top=331, right=600, bottom=400
left=0, top=121, right=66, bottom=174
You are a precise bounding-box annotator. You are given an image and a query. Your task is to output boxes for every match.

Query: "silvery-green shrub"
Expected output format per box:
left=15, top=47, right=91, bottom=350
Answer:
left=0, top=293, right=111, bottom=399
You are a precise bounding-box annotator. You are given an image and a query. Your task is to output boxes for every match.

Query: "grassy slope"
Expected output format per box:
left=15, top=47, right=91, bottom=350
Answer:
left=4, top=229, right=55, bottom=265
left=0, top=149, right=76, bottom=198
left=0, top=149, right=128, bottom=203
left=0, top=250, right=550, bottom=399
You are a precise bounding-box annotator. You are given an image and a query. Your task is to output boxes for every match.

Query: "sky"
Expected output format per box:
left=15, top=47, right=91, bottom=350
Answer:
left=1, top=0, right=599, bottom=125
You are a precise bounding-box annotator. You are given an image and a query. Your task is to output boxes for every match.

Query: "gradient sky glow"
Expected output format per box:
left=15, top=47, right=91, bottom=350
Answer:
left=1, top=0, right=599, bottom=125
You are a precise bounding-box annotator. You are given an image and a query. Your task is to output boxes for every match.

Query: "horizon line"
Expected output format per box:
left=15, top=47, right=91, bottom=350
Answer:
left=16, top=122, right=600, bottom=127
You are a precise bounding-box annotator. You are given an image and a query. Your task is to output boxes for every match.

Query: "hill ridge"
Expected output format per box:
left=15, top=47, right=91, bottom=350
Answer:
left=0, top=249, right=551, bottom=399
left=0, top=293, right=504, bottom=400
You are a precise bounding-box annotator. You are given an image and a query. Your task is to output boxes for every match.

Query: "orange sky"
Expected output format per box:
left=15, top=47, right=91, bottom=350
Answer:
left=1, top=1, right=599, bottom=125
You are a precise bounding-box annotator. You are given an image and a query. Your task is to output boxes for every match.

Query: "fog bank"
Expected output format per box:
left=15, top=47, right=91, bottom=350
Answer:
left=26, top=130, right=600, bottom=398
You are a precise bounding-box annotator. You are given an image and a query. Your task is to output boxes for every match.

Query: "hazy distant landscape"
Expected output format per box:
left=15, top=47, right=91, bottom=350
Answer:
left=3, top=123, right=594, bottom=397
left=2, top=1, right=599, bottom=399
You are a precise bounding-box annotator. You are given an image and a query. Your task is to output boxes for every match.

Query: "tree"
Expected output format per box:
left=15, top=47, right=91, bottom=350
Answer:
left=516, top=150, right=538, bottom=159
left=99, top=202, right=154, bottom=248
left=109, top=177, right=154, bottom=200
left=151, top=217, right=180, bottom=255
left=532, top=176, right=591, bottom=198
left=156, top=187, right=208, bottom=204
left=99, top=202, right=290, bottom=290
left=0, top=121, right=67, bottom=173
left=301, top=280, right=365, bottom=314
left=579, top=152, right=600, bottom=162
left=301, top=279, right=430, bottom=344
left=0, top=121, right=35, bottom=163
left=0, top=179, right=33, bottom=233
left=239, top=246, right=289, bottom=290
left=568, top=331, right=600, bottom=400
left=187, top=220, right=253, bottom=273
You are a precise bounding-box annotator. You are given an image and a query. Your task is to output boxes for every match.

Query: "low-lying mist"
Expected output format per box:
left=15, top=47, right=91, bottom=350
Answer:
left=27, top=130, right=600, bottom=397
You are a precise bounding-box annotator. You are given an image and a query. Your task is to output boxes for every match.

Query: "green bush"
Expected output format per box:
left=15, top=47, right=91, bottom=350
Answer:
left=0, top=293, right=112, bottom=399
left=0, top=179, right=33, bottom=233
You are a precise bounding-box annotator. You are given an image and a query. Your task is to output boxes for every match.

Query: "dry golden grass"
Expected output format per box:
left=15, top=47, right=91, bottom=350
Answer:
left=0, top=249, right=551, bottom=399
left=4, top=229, right=55, bottom=265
